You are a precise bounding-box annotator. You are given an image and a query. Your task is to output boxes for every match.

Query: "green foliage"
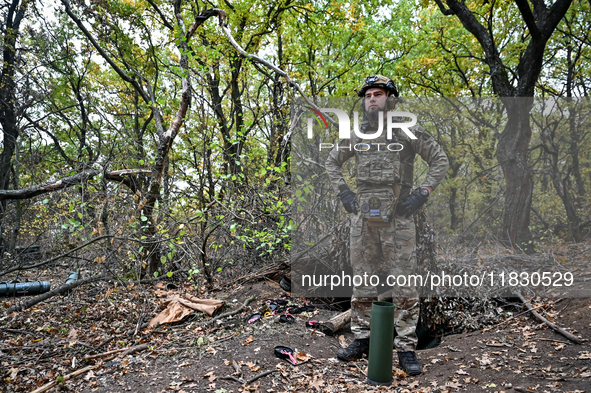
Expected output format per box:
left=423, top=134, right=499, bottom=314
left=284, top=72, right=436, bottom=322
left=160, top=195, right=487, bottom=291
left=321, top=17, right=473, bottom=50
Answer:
left=1, top=0, right=589, bottom=292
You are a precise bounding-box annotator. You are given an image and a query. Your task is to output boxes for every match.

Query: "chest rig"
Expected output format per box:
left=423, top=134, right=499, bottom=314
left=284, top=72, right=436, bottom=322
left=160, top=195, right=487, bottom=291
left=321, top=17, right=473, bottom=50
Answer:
left=354, top=123, right=401, bottom=226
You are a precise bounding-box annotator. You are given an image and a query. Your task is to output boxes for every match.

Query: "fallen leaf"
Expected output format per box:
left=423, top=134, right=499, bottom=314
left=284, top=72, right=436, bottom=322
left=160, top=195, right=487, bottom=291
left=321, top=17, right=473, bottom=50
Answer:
left=338, top=335, right=347, bottom=349
left=243, top=335, right=254, bottom=346
left=9, top=368, right=19, bottom=380
left=456, top=369, right=468, bottom=375
left=202, top=371, right=217, bottom=382
left=67, top=329, right=78, bottom=340
left=578, top=352, right=591, bottom=359
left=296, top=351, right=312, bottom=363
left=310, top=374, right=324, bottom=391
left=552, top=343, right=565, bottom=351
left=242, top=361, right=259, bottom=372
left=205, top=346, right=218, bottom=355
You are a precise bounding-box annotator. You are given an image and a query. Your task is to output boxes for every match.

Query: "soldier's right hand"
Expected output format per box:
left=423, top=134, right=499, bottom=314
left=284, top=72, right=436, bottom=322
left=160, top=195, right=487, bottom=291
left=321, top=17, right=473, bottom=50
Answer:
left=339, top=188, right=358, bottom=214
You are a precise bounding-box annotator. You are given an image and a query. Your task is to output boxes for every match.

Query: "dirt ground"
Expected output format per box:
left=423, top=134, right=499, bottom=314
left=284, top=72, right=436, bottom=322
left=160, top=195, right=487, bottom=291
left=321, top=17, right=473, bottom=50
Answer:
left=1, top=239, right=591, bottom=393
left=3, top=278, right=589, bottom=393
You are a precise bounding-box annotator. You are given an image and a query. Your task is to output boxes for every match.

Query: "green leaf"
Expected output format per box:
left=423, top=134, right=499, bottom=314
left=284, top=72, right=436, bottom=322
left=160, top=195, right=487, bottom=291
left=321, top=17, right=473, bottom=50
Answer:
left=153, top=272, right=159, bottom=277
left=141, top=216, right=148, bottom=221
left=161, top=256, right=167, bottom=264
left=166, top=272, right=173, bottom=277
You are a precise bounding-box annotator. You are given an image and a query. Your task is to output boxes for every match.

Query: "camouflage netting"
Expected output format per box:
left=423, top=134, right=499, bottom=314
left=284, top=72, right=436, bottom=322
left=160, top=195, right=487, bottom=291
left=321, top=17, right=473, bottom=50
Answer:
left=291, top=207, right=518, bottom=337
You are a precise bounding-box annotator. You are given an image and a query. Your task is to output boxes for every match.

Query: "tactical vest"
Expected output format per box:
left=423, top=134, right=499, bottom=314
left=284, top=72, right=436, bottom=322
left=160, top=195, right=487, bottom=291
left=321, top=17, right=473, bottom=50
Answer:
left=354, top=130, right=401, bottom=190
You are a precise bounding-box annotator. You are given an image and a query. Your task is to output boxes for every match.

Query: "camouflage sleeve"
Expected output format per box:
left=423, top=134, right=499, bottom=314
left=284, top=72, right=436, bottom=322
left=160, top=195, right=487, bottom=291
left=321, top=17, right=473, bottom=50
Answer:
left=409, top=126, right=448, bottom=190
left=324, top=139, right=356, bottom=194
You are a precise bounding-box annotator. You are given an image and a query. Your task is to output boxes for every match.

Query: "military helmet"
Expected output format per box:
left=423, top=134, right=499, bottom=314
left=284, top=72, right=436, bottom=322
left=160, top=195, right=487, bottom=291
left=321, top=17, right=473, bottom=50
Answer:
left=357, top=75, right=399, bottom=97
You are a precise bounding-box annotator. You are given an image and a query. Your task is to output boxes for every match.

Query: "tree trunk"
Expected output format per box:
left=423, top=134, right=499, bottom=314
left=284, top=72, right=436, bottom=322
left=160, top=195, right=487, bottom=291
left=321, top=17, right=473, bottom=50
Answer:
left=439, top=0, right=573, bottom=250
left=0, top=0, right=28, bottom=252
left=496, top=99, right=534, bottom=250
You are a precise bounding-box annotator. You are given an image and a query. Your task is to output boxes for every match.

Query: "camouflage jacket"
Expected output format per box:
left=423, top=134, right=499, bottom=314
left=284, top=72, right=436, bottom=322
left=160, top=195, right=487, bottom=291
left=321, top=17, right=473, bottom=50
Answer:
left=325, top=120, right=449, bottom=198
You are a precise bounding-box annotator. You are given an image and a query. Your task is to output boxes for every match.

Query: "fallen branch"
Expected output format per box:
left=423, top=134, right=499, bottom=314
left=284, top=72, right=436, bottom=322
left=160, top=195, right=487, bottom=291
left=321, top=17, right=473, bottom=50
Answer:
left=127, top=323, right=149, bottom=336
left=318, top=309, right=351, bottom=335
left=85, top=343, right=150, bottom=361
left=4, top=274, right=109, bottom=314
left=533, top=337, right=571, bottom=345
left=516, top=292, right=583, bottom=344
left=119, top=343, right=150, bottom=357
left=221, top=375, right=244, bottom=384
left=245, top=370, right=277, bottom=385
left=208, top=296, right=256, bottom=324
left=83, top=348, right=126, bottom=360
left=31, top=364, right=100, bottom=393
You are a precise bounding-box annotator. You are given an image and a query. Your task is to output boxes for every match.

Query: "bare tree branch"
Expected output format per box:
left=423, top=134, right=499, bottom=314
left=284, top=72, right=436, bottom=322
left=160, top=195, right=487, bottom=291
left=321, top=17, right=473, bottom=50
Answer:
left=514, top=0, right=541, bottom=39
left=203, top=9, right=337, bottom=131
left=60, top=0, right=151, bottom=104
left=0, top=168, right=151, bottom=201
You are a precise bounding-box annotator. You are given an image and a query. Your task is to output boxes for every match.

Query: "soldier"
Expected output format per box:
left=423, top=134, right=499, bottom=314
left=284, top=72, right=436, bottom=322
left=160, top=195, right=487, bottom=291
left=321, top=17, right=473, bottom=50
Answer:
left=324, top=75, right=448, bottom=375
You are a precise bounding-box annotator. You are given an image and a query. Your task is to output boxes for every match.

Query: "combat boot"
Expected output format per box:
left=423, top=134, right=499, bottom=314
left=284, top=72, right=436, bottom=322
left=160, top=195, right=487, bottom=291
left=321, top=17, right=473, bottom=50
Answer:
left=337, top=338, right=369, bottom=361
left=397, top=351, right=423, bottom=375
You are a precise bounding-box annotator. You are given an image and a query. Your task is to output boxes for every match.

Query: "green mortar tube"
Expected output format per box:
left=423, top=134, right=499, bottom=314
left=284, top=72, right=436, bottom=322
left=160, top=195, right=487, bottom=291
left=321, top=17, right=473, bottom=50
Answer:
left=0, top=281, right=51, bottom=297
left=367, top=301, right=395, bottom=386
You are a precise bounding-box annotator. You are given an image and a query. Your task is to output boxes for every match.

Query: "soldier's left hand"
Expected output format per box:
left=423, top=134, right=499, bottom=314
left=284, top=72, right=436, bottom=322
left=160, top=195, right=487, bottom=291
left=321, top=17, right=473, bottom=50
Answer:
left=396, top=188, right=429, bottom=218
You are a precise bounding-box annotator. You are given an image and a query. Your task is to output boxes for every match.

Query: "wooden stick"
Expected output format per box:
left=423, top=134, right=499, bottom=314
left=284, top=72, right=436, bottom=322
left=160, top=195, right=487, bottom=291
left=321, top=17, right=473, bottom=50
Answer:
left=31, top=364, right=100, bottom=393
left=208, top=296, right=256, bottom=324
left=516, top=292, right=583, bottom=344
left=221, top=375, right=244, bottom=384
left=119, top=343, right=149, bottom=357
left=318, top=309, right=351, bottom=335
left=83, top=343, right=150, bottom=360
left=533, top=337, right=571, bottom=345
left=83, top=348, right=125, bottom=360
left=244, top=370, right=277, bottom=385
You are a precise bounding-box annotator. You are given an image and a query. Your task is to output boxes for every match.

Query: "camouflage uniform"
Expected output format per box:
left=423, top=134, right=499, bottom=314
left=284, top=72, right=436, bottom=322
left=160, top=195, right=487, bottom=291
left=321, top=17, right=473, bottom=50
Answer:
left=325, top=119, right=448, bottom=351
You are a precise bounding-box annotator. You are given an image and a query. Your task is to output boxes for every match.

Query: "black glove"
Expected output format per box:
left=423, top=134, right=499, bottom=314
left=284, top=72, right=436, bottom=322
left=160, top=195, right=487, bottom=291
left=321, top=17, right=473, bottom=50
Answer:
left=339, top=188, right=358, bottom=214
left=396, top=188, right=429, bottom=218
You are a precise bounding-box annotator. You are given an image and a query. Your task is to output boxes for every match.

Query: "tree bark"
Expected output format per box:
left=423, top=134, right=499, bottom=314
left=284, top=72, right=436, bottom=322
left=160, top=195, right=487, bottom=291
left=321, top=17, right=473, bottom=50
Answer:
left=440, top=0, right=573, bottom=250
left=0, top=169, right=150, bottom=201
left=0, top=0, right=28, bottom=252
left=496, top=99, right=534, bottom=249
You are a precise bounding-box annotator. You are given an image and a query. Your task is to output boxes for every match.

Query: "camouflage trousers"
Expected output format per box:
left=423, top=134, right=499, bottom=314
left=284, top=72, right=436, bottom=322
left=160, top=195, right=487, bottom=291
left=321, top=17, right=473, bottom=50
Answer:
left=349, top=213, right=419, bottom=352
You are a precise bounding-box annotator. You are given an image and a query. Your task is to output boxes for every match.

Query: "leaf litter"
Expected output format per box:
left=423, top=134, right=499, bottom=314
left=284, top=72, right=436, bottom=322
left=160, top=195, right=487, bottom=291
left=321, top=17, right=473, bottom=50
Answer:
left=0, top=268, right=590, bottom=392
